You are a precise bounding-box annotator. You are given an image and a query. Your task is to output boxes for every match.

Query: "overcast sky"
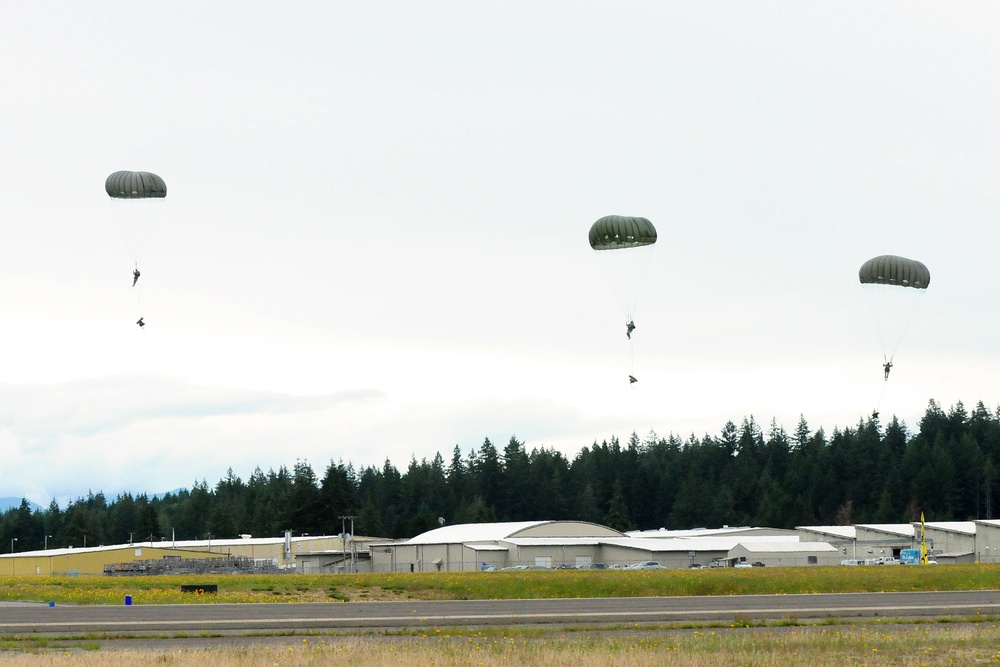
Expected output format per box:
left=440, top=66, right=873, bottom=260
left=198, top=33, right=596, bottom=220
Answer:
left=2, top=1, right=998, bottom=506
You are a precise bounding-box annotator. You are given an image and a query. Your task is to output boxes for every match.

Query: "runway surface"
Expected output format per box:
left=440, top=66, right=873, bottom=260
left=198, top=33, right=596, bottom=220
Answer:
left=1, top=590, right=999, bottom=635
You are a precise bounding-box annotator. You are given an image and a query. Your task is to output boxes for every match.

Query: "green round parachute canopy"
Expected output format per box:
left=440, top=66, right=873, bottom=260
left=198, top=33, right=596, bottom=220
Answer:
left=105, top=171, right=167, bottom=199
left=588, top=215, right=657, bottom=250
left=858, top=255, right=930, bottom=289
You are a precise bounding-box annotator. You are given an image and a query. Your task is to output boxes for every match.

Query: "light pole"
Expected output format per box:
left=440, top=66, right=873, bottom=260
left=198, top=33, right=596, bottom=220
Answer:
left=10, top=538, right=16, bottom=576
left=339, top=515, right=358, bottom=573
left=350, top=516, right=357, bottom=573
left=339, top=516, right=347, bottom=574
left=44, top=535, right=52, bottom=550
left=10, top=537, right=16, bottom=553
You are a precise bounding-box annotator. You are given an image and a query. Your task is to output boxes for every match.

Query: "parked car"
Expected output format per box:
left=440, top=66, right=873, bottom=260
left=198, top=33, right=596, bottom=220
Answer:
left=688, top=564, right=704, bottom=570
left=580, top=563, right=609, bottom=570
left=751, top=562, right=766, bottom=567
left=734, top=561, right=752, bottom=568
left=627, top=561, right=663, bottom=570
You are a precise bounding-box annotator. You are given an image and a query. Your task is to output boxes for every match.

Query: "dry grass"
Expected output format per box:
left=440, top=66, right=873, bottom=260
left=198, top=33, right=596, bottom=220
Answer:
left=2, top=624, right=1000, bottom=666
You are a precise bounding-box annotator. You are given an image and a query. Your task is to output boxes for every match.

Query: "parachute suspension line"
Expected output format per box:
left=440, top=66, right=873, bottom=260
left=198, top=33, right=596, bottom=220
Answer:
left=617, top=244, right=655, bottom=327
left=630, top=271, right=650, bottom=324
left=859, top=253, right=930, bottom=368
left=859, top=254, right=930, bottom=421
left=873, top=378, right=889, bottom=422
left=891, top=312, right=918, bottom=360
left=874, top=354, right=893, bottom=419
left=588, top=215, right=657, bottom=386
left=106, top=170, right=166, bottom=329
left=629, top=336, right=635, bottom=381
left=132, top=259, right=143, bottom=320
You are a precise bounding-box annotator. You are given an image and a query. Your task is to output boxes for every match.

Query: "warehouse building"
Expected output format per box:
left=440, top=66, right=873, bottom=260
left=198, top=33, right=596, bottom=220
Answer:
left=370, top=521, right=623, bottom=572
left=855, top=524, right=914, bottom=549
left=0, top=533, right=373, bottom=576
left=797, top=524, right=916, bottom=561
left=915, top=521, right=975, bottom=564
left=7, top=520, right=989, bottom=576
left=728, top=541, right=841, bottom=567
left=371, top=521, right=850, bottom=572
left=973, top=520, right=1000, bottom=563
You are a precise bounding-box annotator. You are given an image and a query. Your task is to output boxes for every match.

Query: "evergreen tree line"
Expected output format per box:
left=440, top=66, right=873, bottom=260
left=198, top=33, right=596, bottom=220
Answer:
left=2, top=399, right=998, bottom=552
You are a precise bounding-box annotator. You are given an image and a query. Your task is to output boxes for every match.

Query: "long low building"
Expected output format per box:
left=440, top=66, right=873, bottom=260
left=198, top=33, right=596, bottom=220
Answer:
left=0, top=533, right=377, bottom=576
left=798, top=521, right=983, bottom=563
left=370, top=521, right=847, bottom=572
left=10, top=519, right=994, bottom=576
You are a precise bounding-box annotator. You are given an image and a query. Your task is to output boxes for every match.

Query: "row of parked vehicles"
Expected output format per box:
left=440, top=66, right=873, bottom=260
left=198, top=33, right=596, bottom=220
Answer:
left=488, top=560, right=766, bottom=571
left=495, top=561, right=666, bottom=571
left=841, top=556, right=938, bottom=566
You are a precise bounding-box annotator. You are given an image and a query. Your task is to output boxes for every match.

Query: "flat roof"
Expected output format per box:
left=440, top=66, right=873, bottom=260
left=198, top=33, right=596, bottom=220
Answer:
left=505, top=538, right=604, bottom=547
left=404, top=521, right=623, bottom=545
left=405, top=521, right=551, bottom=545
left=628, top=526, right=796, bottom=539
left=796, top=526, right=857, bottom=539
left=920, top=521, right=976, bottom=535
left=600, top=537, right=743, bottom=553
left=732, top=541, right=839, bottom=554
left=3, top=534, right=352, bottom=558
left=856, top=524, right=915, bottom=537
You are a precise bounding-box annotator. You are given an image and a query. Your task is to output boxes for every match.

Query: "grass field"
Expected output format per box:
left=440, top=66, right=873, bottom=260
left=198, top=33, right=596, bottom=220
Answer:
left=2, top=623, right=1000, bottom=666
left=2, top=567, right=1000, bottom=664
left=0, top=563, right=997, bottom=605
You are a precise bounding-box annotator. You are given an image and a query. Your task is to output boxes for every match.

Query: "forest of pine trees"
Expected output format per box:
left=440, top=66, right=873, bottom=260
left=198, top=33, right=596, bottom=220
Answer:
left=2, top=399, right=998, bottom=552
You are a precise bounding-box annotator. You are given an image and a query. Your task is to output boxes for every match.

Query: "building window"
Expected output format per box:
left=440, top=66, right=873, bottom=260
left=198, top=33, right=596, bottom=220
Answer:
left=808, top=556, right=818, bottom=564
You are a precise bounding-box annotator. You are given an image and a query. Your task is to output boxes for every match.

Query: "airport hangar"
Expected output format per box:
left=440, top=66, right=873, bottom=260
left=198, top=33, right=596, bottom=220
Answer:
left=361, top=521, right=839, bottom=573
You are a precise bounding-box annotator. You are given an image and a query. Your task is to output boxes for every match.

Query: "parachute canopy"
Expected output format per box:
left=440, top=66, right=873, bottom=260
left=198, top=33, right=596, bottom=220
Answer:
left=588, top=215, right=657, bottom=251
left=105, top=171, right=167, bottom=199
left=858, top=255, right=930, bottom=289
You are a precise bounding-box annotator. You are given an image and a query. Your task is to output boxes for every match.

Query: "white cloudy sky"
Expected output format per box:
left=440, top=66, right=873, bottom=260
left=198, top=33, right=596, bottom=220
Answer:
left=1, top=1, right=998, bottom=505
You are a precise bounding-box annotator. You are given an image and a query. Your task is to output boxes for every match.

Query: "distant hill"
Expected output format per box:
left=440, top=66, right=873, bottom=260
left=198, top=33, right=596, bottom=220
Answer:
left=154, top=488, right=187, bottom=499
left=0, top=491, right=185, bottom=514
left=0, top=497, right=43, bottom=512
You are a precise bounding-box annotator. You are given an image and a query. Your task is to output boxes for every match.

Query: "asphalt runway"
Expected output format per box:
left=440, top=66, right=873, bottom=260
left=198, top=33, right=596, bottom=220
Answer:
left=1, top=590, right=999, bottom=636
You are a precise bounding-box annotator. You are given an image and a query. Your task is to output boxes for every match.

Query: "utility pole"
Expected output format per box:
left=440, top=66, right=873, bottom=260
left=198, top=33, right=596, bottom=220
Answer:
left=339, top=514, right=358, bottom=573
left=350, top=515, right=357, bottom=573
